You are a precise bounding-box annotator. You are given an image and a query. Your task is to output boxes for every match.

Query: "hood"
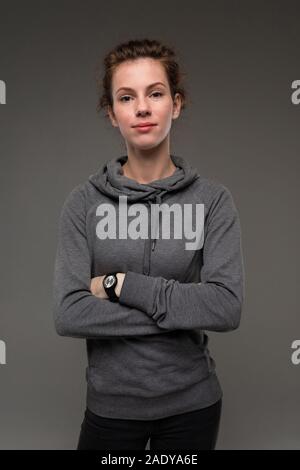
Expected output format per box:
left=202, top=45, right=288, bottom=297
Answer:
left=88, top=154, right=199, bottom=203
left=88, top=154, right=199, bottom=251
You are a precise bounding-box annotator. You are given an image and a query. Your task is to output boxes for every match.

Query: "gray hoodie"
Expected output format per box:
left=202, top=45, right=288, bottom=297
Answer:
left=52, top=154, right=245, bottom=420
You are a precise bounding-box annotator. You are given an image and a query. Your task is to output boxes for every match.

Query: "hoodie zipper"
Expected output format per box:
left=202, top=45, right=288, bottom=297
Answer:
left=151, top=193, right=162, bottom=252
left=143, top=193, right=163, bottom=275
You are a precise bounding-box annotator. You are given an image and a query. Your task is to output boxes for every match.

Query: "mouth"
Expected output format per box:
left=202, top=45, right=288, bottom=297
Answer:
left=134, top=125, right=156, bottom=132
left=133, top=123, right=157, bottom=128
left=133, top=124, right=157, bottom=132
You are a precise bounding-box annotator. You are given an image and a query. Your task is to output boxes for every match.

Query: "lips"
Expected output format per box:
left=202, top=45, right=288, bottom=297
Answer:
left=133, top=123, right=157, bottom=128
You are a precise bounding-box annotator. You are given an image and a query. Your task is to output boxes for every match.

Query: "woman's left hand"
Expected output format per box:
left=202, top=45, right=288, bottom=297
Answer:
left=90, top=273, right=126, bottom=299
left=90, top=275, right=108, bottom=299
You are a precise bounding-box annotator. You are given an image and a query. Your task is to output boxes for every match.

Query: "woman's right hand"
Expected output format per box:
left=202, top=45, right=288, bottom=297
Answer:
left=90, top=275, right=109, bottom=299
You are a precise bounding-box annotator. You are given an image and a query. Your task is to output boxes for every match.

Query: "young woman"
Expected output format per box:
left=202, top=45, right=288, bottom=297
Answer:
left=53, top=38, right=245, bottom=450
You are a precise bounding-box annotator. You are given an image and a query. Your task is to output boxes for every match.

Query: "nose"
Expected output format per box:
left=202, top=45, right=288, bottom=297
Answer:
left=135, top=98, right=151, bottom=116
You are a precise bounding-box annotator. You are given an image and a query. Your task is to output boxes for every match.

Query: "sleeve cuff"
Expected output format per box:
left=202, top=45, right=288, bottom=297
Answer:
left=118, top=271, right=158, bottom=316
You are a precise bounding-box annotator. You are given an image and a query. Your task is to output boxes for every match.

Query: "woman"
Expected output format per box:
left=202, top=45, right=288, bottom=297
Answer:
left=52, top=38, right=245, bottom=450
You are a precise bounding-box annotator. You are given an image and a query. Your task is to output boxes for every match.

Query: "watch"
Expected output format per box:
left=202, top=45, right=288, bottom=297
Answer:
left=102, top=273, right=119, bottom=302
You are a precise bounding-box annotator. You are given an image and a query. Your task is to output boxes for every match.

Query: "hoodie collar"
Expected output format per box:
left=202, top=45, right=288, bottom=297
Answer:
left=88, top=154, right=199, bottom=203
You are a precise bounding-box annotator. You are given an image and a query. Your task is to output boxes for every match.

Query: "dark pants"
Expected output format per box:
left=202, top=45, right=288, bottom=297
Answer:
left=77, top=398, right=222, bottom=450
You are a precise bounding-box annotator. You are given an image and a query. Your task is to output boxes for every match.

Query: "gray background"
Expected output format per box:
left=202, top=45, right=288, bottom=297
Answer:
left=0, top=0, right=299, bottom=449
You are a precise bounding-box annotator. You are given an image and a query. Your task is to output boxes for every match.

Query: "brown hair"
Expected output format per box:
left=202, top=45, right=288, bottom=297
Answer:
left=95, top=38, right=188, bottom=119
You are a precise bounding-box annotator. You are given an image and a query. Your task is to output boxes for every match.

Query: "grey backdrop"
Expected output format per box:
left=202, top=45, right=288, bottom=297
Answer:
left=0, top=0, right=299, bottom=450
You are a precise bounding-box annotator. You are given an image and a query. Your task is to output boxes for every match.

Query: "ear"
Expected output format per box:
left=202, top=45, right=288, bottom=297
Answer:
left=172, top=93, right=182, bottom=120
left=107, top=105, right=119, bottom=127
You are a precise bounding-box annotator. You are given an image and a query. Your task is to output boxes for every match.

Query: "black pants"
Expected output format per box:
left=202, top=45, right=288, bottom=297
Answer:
left=77, top=398, right=222, bottom=450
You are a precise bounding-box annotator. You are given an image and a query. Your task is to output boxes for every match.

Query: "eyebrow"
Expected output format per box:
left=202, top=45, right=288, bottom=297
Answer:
left=116, top=82, right=166, bottom=94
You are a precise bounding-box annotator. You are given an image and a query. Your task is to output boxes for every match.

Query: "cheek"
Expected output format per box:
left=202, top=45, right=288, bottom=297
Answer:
left=115, top=111, right=132, bottom=133
left=117, top=110, right=129, bottom=124
left=158, top=103, right=174, bottom=123
left=113, top=105, right=129, bottom=122
left=157, top=110, right=173, bottom=130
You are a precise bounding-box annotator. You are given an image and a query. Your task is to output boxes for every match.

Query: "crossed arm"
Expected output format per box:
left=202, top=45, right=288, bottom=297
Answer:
left=53, top=183, right=245, bottom=339
left=90, top=273, right=126, bottom=299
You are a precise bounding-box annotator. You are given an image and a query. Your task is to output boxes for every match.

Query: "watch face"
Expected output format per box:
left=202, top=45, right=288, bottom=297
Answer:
left=104, top=275, right=115, bottom=288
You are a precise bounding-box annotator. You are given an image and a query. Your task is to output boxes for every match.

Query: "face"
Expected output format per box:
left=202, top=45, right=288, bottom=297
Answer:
left=107, top=58, right=182, bottom=150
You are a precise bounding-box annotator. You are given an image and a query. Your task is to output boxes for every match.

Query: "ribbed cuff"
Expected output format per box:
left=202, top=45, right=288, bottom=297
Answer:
left=118, top=271, right=158, bottom=316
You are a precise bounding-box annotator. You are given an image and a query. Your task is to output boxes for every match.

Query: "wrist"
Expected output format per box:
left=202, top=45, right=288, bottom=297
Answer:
left=115, top=273, right=126, bottom=298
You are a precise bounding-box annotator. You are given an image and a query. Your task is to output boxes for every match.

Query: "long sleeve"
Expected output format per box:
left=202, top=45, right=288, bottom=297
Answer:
left=52, top=186, right=169, bottom=339
left=119, top=185, right=245, bottom=332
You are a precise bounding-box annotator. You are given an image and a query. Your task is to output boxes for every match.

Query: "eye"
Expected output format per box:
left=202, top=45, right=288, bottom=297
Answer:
left=119, top=95, right=131, bottom=102
left=151, top=91, right=163, bottom=98
left=119, top=91, right=163, bottom=103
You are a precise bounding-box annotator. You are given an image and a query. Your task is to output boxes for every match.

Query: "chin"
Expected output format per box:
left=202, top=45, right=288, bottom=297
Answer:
left=131, top=139, right=161, bottom=150
left=136, top=144, right=160, bottom=151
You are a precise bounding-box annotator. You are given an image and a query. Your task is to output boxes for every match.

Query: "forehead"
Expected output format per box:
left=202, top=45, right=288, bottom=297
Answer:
left=112, top=58, right=167, bottom=90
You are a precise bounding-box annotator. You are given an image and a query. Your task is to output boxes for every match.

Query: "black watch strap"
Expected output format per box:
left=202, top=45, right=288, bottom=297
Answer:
left=103, top=273, right=119, bottom=302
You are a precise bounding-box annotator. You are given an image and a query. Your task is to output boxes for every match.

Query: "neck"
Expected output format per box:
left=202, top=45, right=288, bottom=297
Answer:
left=121, top=142, right=177, bottom=184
